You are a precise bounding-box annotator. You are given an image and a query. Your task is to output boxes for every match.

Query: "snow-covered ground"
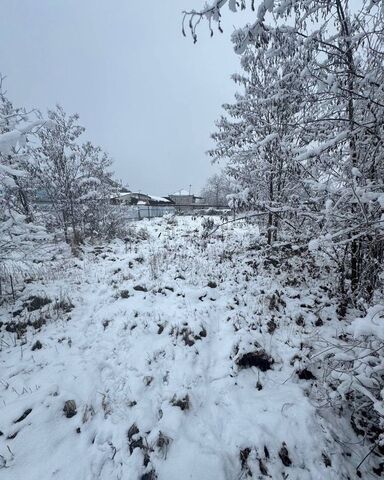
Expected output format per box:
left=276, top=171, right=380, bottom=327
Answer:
left=0, top=217, right=375, bottom=479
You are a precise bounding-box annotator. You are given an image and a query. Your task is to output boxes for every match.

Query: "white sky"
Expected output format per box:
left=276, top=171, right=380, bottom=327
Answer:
left=0, top=1, right=253, bottom=196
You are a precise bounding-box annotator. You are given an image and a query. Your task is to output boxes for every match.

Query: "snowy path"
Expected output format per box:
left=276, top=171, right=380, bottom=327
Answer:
left=0, top=218, right=362, bottom=479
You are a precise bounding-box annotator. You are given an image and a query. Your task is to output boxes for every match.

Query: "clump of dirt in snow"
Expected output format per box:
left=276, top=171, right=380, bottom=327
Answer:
left=171, top=394, right=190, bottom=411
left=31, top=340, right=43, bottom=351
left=236, top=350, right=274, bottom=372
left=297, top=368, right=317, bottom=380
left=24, top=295, right=52, bottom=312
left=63, top=400, right=77, bottom=418
left=170, top=325, right=207, bottom=346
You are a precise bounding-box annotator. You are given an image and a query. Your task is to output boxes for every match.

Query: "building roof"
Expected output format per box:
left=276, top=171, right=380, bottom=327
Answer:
left=149, top=195, right=171, bottom=203
left=110, top=191, right=132, bottom=199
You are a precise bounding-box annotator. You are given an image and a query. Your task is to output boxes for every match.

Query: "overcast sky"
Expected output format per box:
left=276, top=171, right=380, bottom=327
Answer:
left=0, top=1, right=253, bottom=196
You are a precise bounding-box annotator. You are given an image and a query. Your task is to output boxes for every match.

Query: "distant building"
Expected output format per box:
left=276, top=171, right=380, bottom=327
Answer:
left=111, top=191, right=173, bottom=206
left=112, top=187, right=205, bottom=211
left=168, top=189, right=202, bottom=206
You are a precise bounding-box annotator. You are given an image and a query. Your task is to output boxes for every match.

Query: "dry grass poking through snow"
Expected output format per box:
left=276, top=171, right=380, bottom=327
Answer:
left=0, top=216, right=381, bottom=479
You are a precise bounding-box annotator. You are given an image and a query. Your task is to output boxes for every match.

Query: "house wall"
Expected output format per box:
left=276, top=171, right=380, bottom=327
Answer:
left=168, top=195, right=195, bottom=205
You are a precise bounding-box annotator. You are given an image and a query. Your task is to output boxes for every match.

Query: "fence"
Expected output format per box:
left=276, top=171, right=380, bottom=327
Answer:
left=124, top=205, right=176, bottom=220
left=123, top=204, right=232, bottom=220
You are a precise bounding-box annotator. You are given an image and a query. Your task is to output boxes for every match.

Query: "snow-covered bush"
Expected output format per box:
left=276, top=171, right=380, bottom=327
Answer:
left=317, top=306, right=384, bottom=454
left=0, top=80, right=48, bottom=291
left=201, top=217, right=215, bottom=238
left=162, top=213, right=178, bottom=226
left=85, top=203, right=129, bottom=241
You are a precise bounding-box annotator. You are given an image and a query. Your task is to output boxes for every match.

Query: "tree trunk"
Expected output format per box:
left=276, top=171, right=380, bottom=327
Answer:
left=336, top=0, right=360, bottom=295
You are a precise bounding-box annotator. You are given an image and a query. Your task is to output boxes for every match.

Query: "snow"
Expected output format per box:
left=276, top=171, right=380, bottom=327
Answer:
left=0, top=163, right=26, bottom=178
left=351, top=167, right=362, bottom=178
left=0, top=121, right=43, bottom=154
left=296, top=131, right=349, bottom=162
left=308, top=238, right=320, bottom=252
left=349, top=305, right=384, bottom=340
left=0, top=217, right=375, bottom=479
left=148, top=195, right=171, bottom=203
left=258, top=132, right=279, bottom=147
left=0, top=130, right=26, bottom=154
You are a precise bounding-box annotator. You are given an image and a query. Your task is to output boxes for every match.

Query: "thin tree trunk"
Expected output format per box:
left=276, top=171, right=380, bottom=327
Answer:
left=336, top=0, right=360, bottom=294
